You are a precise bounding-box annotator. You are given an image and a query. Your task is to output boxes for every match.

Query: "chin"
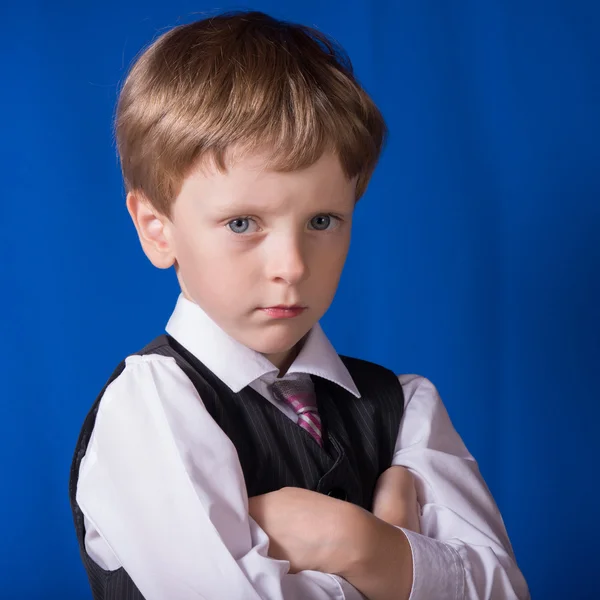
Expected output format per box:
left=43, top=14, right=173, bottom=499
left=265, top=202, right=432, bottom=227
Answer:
left=247, top=326, right=308, bottom=356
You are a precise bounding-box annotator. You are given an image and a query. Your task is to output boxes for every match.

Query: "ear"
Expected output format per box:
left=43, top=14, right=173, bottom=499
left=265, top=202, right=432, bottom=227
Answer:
left=126, top=191, right=176, bottom=269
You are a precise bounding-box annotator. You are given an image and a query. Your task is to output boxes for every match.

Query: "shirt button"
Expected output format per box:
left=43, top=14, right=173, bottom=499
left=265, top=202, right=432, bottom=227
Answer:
left=327, top=487, right=348, bottom=501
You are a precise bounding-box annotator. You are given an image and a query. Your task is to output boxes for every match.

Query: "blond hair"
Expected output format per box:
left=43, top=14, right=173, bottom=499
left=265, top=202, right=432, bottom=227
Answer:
left=115, top=10, right=387, bottom=218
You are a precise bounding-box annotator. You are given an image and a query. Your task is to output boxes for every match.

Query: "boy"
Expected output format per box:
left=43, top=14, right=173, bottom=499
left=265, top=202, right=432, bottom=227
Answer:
left=69, top=10, right=529, bottom=600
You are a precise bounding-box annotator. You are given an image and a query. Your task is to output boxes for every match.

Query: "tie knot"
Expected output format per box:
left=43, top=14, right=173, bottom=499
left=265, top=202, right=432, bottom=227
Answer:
left=270, top=377, right=317, bottom=415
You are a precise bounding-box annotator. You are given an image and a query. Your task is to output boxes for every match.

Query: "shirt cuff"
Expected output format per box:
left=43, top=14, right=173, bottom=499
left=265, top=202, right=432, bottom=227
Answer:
left=399, top=528, right=465, bottom=600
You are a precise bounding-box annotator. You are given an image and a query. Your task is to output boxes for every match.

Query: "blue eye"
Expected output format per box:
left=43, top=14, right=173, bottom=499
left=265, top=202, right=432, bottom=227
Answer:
left=227, top=218, right=251, bottom=234
left=226, top=214, right=339, bottom=235
left=309, top=215, right=333, bottom=231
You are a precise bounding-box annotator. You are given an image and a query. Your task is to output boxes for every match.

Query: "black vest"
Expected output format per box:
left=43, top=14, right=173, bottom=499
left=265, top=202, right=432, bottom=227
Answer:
left=69, top=334, right=405, bottom=600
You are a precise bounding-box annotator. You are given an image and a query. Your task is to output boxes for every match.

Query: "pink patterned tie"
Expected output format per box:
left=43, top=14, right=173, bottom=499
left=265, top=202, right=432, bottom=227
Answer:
left=270, top=377, right=323, bottom=447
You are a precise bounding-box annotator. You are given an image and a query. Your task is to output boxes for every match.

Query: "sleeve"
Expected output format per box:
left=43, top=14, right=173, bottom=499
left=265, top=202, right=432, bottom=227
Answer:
left=76, top=354, right=363, bottom=600
left=392, top=375, right=530, bottom=600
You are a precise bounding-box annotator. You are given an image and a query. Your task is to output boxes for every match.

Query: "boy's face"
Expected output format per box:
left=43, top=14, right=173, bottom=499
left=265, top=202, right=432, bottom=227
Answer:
left=130, top=149, right=357, bottom=370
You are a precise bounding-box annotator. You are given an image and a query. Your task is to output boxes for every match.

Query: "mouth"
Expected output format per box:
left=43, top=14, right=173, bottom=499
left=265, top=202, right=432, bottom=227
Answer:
left=260, top=305, right=307, bottom=318
left=266, top=304, right=306, bottom=310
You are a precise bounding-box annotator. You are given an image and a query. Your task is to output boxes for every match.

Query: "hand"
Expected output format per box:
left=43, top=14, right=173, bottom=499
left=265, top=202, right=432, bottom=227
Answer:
left=250, top=486, right=414, bottom=600
left=248, top=487, right=352, bottom=574
left=371, top=466, right=421, bottom=533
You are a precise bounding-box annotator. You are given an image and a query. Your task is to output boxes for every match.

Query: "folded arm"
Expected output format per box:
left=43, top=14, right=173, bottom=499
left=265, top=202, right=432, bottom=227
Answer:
left=390, top=375, right=531, bottom=600
left=76, top=354, right=364, bottom=600
left=250, top=376, right=531, bottom=600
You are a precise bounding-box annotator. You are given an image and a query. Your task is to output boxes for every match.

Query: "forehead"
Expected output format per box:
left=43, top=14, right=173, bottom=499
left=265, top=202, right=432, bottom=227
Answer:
left=182, top=147, right=356, bottom=200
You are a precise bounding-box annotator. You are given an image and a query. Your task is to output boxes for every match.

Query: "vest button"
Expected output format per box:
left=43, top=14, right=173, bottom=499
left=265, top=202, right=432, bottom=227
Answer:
left=327, top=487, right=348, bottom=501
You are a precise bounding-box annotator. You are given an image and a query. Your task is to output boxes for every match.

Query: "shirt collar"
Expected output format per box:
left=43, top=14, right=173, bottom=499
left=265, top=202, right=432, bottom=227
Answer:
left=165, top=293, right=360, bottom=398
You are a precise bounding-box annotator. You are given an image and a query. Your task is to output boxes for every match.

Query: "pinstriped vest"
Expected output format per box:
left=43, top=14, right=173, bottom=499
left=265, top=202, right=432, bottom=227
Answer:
left=69, top=333, right=405, bottom=600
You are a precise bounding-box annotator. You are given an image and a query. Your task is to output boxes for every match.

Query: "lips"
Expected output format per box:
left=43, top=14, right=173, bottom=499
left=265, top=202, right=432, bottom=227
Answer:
left=266, top=305, right=306, bottom=309
left=260, top=305, right=307, bottom=319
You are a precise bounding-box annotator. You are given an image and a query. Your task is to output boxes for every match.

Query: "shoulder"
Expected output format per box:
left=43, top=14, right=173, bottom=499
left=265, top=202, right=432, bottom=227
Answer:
left=344, top=358, right=444, bottom=412
left=339, top=355, right=399, bottom=383
left=76, top=342, right=196, bottom=449
left=340, top=355, right=441, bottom=406
left=397, top=374, right=442, bottom=408
left=73, top=349, right=181, bottom=447
left=102, top=351, right=177, bottom=392
left=97, top=333, right=188, bottom=407
left=97, top=351, right=191, bottom=416
left=78, top=350, right=207, bottom=474
left=338, top=355, right=405, bottom=405
left=395, top=376, right=462, bottom=445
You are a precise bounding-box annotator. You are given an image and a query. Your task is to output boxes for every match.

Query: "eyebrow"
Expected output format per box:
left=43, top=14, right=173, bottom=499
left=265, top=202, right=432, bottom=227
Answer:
left=210, top=199, right=272, bottom=216
left=212, top=191, right=355, bottom=213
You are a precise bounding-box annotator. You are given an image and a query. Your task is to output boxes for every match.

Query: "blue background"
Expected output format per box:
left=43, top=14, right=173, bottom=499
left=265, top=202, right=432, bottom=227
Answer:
left=2, top=1, right=599, bottom=598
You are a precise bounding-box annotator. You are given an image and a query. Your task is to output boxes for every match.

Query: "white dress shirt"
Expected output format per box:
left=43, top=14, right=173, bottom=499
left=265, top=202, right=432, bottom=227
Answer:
left=77, top=294, right=529, bottom=600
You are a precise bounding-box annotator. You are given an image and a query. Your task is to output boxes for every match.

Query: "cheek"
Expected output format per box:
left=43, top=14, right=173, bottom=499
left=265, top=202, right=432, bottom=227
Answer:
left=178, top=234, right=256, bottom=297
left=315, top=235, right=350, bottom=272
left=174, top=231, right=219, bottom=285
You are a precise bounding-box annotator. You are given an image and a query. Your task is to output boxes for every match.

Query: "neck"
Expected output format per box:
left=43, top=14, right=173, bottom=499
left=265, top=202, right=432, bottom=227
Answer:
left=267, top=334, right=308, bottom=377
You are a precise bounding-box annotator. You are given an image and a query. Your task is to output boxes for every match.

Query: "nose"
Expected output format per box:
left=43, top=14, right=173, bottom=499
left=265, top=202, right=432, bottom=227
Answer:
left=265, top=233, right=310, bottom=285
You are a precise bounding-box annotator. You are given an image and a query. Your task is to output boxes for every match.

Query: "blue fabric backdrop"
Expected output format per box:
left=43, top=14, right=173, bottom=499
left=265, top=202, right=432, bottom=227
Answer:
left=2, top=1, right=599, bottom=598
